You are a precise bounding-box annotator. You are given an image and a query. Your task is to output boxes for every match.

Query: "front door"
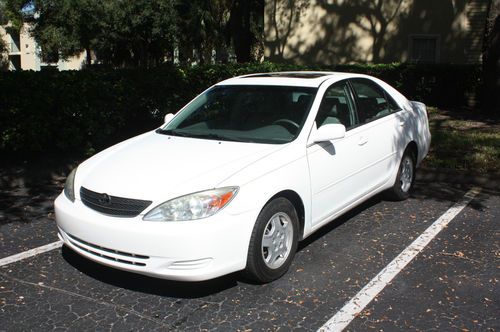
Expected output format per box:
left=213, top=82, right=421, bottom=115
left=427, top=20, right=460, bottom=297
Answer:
left=307, top=80, right=366, bottom=227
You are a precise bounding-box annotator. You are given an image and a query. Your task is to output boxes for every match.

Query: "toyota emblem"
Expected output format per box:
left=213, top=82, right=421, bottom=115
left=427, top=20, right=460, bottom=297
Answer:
left=98, top=193, right=111, bottom=205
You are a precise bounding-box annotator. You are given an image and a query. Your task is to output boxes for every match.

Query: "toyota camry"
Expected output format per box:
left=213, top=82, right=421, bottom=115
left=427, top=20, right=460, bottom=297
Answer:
left=55, top=72, right=431, bottom=282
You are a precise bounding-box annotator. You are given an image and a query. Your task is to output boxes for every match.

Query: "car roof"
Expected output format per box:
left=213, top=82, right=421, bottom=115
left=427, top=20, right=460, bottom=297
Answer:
left=216, top=71, right=363, bottom=88
left=214, top=71, right=412, bottom=111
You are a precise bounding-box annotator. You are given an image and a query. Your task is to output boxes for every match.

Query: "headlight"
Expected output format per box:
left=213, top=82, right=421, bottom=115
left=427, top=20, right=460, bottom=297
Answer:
left=64, top=168, right=77, bottom=202
left=143, top=187, right=238, bottom=221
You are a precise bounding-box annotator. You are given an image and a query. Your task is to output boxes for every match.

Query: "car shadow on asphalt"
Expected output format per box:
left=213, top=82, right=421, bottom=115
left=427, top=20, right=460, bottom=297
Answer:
left=297, top=195, right=382, bottom=253
left=297, top=180, right=491, bottom=253
left=411, top=181, right=490, bottom=211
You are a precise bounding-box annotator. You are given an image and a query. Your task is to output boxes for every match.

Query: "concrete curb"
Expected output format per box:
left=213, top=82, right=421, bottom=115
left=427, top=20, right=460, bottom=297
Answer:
left=416, top=168, right=500, bottom=190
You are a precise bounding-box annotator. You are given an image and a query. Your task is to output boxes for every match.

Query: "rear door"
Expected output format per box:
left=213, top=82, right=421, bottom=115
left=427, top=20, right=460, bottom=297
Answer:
left=348, top=78, right=403, bottom=191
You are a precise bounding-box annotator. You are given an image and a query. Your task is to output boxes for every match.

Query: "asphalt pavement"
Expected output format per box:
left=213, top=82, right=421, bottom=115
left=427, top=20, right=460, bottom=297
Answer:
left=0, top=165, right=498, bottom=331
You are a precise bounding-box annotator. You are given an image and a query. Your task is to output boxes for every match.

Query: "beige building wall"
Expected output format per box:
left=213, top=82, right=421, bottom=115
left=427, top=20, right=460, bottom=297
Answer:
left=0, top=23, right=87, bottom=71
left=265, top=0, right=489, bottom=65
left=19, top=24, right=39, bottom=70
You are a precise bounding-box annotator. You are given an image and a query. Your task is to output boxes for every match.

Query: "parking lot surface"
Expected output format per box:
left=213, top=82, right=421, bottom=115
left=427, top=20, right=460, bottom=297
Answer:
left=0, top=172, right=498, bottom=331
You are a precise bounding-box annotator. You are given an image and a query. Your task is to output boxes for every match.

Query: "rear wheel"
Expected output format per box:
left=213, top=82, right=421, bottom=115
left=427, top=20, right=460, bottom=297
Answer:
left=243, top=197, right=299, bottom=283
left=386, top=149, right=416, bottom=201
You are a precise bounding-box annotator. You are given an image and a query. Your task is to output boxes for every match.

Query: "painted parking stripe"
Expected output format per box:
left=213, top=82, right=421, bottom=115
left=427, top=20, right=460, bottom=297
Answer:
left=318, top=187, right=481, bottom=332
left=0, top=240, right=63, bottom=267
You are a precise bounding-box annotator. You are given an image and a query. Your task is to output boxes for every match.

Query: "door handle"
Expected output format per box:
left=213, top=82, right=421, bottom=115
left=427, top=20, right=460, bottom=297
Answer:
left=358, top=137, right=368, bottom=146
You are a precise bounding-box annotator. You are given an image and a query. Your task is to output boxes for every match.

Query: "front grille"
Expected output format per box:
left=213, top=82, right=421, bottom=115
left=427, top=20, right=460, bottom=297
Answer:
left=66, top=232, right=149, bottom=266
left=80, top=187, right=152, bottom=217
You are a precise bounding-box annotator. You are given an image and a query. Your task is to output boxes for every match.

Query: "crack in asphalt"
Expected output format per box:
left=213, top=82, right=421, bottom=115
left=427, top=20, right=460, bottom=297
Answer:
left=0, top=272, right=172, bottom=330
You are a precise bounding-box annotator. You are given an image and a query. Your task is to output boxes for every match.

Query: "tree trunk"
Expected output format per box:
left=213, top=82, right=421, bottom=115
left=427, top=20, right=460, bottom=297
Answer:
left=85, top=46, right=92, bottom=66
left=230, top=0, right=252, bottom=63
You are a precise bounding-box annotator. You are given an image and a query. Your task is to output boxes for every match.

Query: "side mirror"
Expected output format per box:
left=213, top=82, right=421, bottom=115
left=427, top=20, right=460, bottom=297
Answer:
left=164, top=113, right=175, bottom=124
left=311, top=123, right=346, bottom=143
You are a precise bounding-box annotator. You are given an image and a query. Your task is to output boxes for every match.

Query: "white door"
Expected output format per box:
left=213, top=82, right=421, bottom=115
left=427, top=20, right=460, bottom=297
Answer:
left=348, top=78, right=404, bottom=190
left=307, top=79, right=401, bottom=227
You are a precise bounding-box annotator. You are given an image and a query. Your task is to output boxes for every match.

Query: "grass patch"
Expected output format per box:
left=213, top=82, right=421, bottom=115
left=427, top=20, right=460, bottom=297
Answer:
left=423, top=107, right=500, bottom=174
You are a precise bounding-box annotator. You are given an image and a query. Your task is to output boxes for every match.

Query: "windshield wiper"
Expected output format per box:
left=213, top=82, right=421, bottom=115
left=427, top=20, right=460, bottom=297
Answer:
left=186, top=132, right=247, bottom=142
left=156, top=128, right=192, bottom=137
left=157, top=128, right=248, bottom=142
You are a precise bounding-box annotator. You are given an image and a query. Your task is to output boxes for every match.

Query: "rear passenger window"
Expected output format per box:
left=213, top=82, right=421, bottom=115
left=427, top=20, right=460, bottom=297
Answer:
left=350, top=79, right=399, bottom=123
left=316, top=81, right=358, bottom=130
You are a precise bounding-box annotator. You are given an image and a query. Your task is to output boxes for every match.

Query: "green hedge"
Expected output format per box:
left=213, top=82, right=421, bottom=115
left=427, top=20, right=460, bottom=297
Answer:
left=0, top=62, right=481, bottom=156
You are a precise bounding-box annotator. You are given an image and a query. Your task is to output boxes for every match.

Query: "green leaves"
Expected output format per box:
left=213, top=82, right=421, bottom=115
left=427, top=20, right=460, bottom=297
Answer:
left=3, top=0, right=265, bottom=67
left=95, top=0, right=178, bottom=67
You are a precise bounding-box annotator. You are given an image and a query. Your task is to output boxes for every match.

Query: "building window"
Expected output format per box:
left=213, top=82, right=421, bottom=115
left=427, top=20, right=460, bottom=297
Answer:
left=410, top=36, right=439, bottom=63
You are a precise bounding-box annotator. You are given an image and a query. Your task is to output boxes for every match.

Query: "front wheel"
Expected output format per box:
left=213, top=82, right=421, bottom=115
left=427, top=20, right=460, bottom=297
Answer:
left=386, top=149, right=416, bottom=201
left=243, top=197, right=299, bottom=283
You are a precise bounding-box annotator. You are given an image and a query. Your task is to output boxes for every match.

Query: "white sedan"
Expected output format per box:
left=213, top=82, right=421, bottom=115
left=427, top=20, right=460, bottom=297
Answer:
left=55, top=72, right=431, bottom=282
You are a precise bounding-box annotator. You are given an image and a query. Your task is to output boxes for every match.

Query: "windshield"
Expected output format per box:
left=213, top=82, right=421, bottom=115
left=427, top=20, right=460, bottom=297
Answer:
left=159, top=85, right=317, bottom=144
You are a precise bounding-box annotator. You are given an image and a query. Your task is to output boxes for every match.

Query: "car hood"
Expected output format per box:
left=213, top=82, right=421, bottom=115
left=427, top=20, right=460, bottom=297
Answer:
left=75, top=132, right=284, bottom=204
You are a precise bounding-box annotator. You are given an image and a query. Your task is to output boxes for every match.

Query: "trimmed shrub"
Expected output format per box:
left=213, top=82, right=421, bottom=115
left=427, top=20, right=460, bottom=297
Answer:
left=0, top=62, right=481, bottom=156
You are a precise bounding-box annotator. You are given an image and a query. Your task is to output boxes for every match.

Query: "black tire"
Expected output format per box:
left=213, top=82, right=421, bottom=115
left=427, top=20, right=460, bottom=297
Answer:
left=243, top=197, right=299, bottom=283
left=386, top=149, right=416, bottom=201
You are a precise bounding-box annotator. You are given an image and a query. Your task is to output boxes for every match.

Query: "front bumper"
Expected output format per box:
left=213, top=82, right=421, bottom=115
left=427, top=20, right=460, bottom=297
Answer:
left=54, top=193, right=257, bottom=281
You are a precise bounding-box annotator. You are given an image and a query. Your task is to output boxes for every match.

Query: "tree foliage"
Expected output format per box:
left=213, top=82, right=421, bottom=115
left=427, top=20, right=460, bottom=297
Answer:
left=0, top=36, right=7, bottom=71
left=30, top=0, right=102, bottom=63
left=0, top=0, right=11, bottom=69
left=95, top=0, right=178, bottom=67
left=3, top=0, right=264, bottom=67
left=0, top=0, right=26, bottom=29
left=25, top=0, right=178, bottom=66
left=176, top=0, right=232, bottom=64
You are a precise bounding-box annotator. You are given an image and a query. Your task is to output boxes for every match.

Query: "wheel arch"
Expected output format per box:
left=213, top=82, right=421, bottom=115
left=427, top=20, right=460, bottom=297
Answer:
left=406, top=140, right=418, bottom=164
left=266, top=190, right=305, bottom=240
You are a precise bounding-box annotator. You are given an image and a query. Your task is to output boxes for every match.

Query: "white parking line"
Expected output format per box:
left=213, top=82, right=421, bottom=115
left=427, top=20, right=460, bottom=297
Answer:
left=318, top=187, right=481, bottom=332
left=0, top=240, right=63, bottom=267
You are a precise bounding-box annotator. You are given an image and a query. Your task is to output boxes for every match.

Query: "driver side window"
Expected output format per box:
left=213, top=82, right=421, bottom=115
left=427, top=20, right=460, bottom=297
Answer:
left=315, top=81, right=357, bottom=129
